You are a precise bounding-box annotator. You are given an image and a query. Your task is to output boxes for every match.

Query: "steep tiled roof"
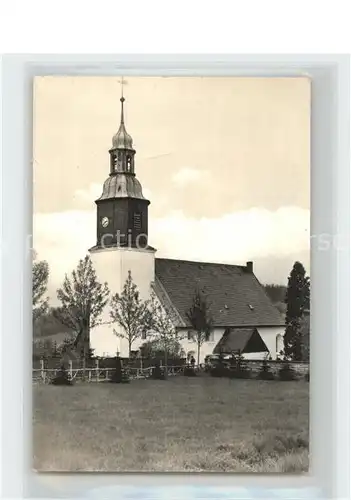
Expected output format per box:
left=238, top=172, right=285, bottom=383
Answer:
left=213, top=327, right=269, bottom=354
left=154, top=258, right=284, bottom=327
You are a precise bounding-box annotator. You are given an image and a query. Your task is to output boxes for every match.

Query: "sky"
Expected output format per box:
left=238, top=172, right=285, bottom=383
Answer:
left=33, top=76, right=310, bottom=304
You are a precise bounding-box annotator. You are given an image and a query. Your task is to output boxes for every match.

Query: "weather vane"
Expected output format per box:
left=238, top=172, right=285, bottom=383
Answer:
left=118, top=76, right=127, bottom=99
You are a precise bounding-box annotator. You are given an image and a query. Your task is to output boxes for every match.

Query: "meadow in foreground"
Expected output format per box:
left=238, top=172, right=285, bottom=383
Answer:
left=33, top=375, right=309, bottom=472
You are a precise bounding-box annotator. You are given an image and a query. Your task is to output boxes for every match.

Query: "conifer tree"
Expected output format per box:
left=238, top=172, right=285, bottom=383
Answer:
left=284, top=261, right=310, bottom=360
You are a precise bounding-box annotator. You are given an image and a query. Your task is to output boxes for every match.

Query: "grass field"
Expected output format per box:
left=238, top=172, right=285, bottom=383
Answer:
left=33, top=376, right=309, bottom=472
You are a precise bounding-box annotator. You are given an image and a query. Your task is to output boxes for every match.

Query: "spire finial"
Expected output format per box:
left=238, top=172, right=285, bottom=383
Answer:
left=121, top=76, right=125, bottom=98
left=112, top=77, right=133, bottom=150
left=120, top=76, right=125, bottom=124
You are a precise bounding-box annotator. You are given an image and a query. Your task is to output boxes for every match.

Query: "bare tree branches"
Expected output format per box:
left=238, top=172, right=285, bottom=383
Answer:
left=33, top=257, right=49, bottom=321
left=110, top=271, right=152, bottom=357
left=186, top=288, right=213, bottom=366
left=148, top=293, right=182, bottom=371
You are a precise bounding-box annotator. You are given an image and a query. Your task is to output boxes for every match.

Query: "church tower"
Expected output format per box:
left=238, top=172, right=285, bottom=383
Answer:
left=95, top=95, right=150, bottom=250
left=89, top=92, right=156, bottom=356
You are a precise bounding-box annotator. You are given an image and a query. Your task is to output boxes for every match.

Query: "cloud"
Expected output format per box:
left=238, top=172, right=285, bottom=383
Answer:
left=74, top=183, right=102, bottom=206
left=34, top=204, right=309, bottom=304
left=34, top=210, right=95, bottom=302
left=150, top=206, right=310, bottom=263
left=171, top=167, right=209, bottom=187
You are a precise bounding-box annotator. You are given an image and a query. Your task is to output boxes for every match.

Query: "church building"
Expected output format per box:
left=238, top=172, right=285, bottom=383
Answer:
left=89, top=96, right=285, bottom=363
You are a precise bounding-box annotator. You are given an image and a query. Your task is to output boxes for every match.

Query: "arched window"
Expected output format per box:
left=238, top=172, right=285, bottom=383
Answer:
left=111, top=154, right=118, bottom=172
left=126, top=156, right=132, bottom=172
left=276, top=334, right=284, bottom=356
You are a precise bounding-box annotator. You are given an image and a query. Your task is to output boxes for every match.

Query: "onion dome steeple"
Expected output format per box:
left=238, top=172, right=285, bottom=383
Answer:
left=108, top=92, right=136, bottom=177
left=112, top=96, right=134, bottom=150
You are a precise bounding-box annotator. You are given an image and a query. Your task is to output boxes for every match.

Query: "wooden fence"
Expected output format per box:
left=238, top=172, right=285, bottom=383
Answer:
left=32, top=359, right=186, bottom=384
left=32, top=359, right=309, bottom=384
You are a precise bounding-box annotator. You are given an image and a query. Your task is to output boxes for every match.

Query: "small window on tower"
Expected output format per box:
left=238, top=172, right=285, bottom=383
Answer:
left=133, top=213, right=141, bottom=230
left=126, top=156, right=131, bottom=172
left=113, top=155, right=118, bottom=170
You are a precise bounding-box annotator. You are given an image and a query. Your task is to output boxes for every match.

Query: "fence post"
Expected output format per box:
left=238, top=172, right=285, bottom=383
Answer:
left=88, top=370, right=92, bottom=382
left=69, top=360, right=73, bottom=380
left=95, top=358, right=99, bottom=382
left=40, top=358, right=45, bottom=383
left=82, top=357, right=86, bottom=381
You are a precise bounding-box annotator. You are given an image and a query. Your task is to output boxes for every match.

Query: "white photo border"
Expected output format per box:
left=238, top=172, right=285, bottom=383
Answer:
left=0, top=54, right=349, bottom=500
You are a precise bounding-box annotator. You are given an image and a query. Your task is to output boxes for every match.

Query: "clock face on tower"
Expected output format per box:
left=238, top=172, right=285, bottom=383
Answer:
left=101, top=216, right=109, bottom=228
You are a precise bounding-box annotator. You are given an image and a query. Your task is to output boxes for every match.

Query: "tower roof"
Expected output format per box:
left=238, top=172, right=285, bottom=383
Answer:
left=111, top=96, right=134, bottom=150
left=97, top=173, right=148, bottom=201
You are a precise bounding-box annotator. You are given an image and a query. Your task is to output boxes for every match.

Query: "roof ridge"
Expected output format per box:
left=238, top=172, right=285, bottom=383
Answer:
left=155, top=257, right=246, bottom=269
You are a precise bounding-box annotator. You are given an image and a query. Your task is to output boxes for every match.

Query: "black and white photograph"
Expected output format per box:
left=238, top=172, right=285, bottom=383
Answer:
left=32, top=76, right=310, bottom=473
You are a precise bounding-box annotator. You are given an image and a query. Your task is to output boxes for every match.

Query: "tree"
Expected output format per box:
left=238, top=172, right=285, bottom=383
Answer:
left=110, top=271, right=152, bottom=357
left=53, top=255, right=110, bottom=361
left=264, top=284, right=287, bottom=318
left=33, top=257, right=49, bottom=321
left=284, top=261, right=310, bottom=360
left=186, top=287, right=213, bottom=366
left=264, top=284, right=287, bottom=304
left=33, top=307, right=74, bottom=339
left=148, top=295, right=182, bottom=377
left=300, top=314, right=310, bottom=362
left=140, top=338, right=185, bottom=360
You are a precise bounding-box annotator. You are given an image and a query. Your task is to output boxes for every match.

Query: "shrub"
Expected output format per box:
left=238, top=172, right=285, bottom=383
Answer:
left=110, top=356, right=130, bottom=383
left=51, top=365, right=73, bottom=386
left=209, top=363, right=229, bottom=377
left=209, top=352, right=229, bottom=377
left=278, top=361, right=297, bottom=381
left=229, top=354, right=251, bottom=379
left=183, top=366, right=197, bottom=377
left=257, top=359, right=275, bottom=381
left=231, top=367, right=251, bottom=379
